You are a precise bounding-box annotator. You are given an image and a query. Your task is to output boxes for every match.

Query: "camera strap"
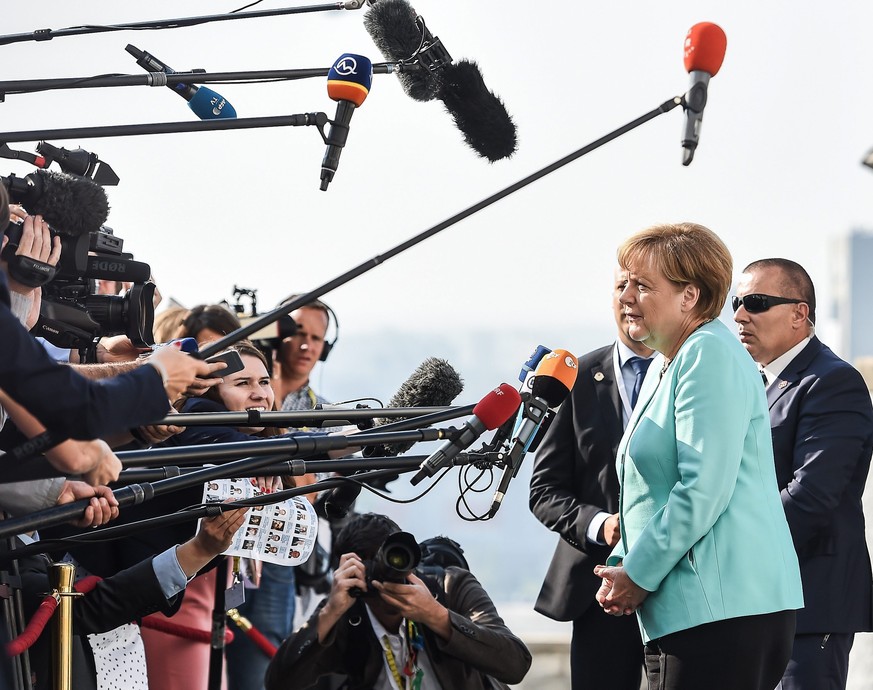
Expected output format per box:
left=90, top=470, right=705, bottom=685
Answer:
left=7, top=254, right=56, bottom=288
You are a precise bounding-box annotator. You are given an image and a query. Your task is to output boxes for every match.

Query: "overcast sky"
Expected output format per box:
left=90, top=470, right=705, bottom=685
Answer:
left=2, top=1, right=872, bottom=357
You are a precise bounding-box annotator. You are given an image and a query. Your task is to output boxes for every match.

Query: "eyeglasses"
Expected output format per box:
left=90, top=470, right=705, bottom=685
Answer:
left=731, top=294, right=805, bottom=314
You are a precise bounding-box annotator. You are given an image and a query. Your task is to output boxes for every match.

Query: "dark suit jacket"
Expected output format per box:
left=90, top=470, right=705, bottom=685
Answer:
left=529, top=344, right=623, bottom=621
left=0, top=296, right=170, bottom=442
left=265, top=567, right=531, bottom=690
left=18, top=551, right=180, bottom=690
left=768, top=336, right=873, bottom=633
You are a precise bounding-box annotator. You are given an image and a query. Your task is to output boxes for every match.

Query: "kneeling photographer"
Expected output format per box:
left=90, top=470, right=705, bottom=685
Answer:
left=266, top=513, right=531, bottom=690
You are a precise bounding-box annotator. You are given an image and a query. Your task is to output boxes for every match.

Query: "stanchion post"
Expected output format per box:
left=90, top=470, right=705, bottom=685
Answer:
left=48, top=563, right=79, bottom=690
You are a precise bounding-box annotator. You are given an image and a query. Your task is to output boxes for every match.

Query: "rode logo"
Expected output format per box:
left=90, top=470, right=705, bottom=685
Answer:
left=89, top=260, right=129, bottom=274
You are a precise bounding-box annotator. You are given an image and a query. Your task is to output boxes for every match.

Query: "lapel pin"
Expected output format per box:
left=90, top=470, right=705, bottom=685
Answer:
left=594, top=372, right=605, bottom=382
left=778, top=380, right=788, bottom=389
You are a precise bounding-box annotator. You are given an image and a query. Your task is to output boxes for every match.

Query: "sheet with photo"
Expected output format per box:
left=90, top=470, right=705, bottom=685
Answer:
left=200, top=478, right=317, bottom=566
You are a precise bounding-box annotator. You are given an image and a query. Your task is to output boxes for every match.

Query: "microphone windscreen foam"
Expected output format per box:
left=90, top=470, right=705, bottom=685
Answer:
left=327, top=54, right=373, bottom=106
left=684, top=22, right=727, bottom=76
left=363, top=0, right=441, bottom=102
left=187, top=86, right=237, bottom=120
left=439, top=60, right=517, bottom=162
left=28, top=170, right=110, bottom=236
left=531, top=349, right=578, bottom=407
left=377, top=357, right=464, bottom=455
left=473, top=383, right=522, bottom=429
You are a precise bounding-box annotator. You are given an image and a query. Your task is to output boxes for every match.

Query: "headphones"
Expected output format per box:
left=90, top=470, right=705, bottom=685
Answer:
left=279, top=296, right=340, bottom=362
left=317, top=301, right=340, bottom=362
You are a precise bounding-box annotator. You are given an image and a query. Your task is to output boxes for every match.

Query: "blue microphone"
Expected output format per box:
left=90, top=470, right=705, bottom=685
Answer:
left=125, top=44, right=237, bottom=120
left=320, top=53, right=373, bottom=191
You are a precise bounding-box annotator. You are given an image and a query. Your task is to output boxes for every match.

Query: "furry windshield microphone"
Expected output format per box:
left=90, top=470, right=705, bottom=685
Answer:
left=364, top=0, right=517, bottom=160
left=2, top=169, right=109, bottom=236
left=439, top=60, right=517, bottom=162
left=363, top=0, right=443, bottom=101
left=368, top=357, right=464, bottom=457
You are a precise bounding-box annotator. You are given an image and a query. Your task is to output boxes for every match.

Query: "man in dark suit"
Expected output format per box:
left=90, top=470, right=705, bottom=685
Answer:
left=734, top=258, right=873, bottom=690
left=529, top=267, right=653, bottom=689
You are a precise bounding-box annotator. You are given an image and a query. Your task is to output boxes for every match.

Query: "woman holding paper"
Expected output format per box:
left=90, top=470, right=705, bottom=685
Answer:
left=144, top=341, right=312, bottom=690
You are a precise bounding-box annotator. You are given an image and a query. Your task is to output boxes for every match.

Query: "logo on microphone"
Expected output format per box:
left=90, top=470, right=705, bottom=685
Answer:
left=334, top=56, right=359, bottom=76
left=565, top=356, right=578, bottom=369
left=211, top=96, right=227, bottom=117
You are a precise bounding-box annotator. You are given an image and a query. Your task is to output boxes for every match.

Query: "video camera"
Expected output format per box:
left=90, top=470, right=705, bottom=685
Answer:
left=1, top=169, right=156, bottom=354
left=351, top=533, right=468, bottom=597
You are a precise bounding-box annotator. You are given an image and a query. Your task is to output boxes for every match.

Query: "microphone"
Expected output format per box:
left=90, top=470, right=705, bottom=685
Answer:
left=363, top=0, right=445, bottom=102
left=80, top=255, right=152, bottom=283
left=125, top=44, right=237, bottom=120
left=363, top=356, right=464, bottom=459
left=410, top=383, right=521, bottom=486
left=489, top=349, right=578, bottom=517
left=363, top=0, right=517, bottom=161
left=680, top=22, right=727, bottom=166
left=439, top=60, right=517, bottom=162
left=1, top=169, right=109, bottom=236
left=320, top=53, right=373, bottom=191
left=322, top=475, right=364, bottom=519
left=518, top=344, right=552, bottom=385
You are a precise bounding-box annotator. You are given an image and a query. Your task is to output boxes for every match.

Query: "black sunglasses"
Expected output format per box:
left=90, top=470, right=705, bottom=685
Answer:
left=731, top=294, right=804, bottom=314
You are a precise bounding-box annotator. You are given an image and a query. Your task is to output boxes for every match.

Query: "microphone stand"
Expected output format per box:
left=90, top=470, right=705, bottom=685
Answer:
left=114, top=454, right=428, bottom=483
left=0, top=64, right=398, bottom=99
left=0, top=2, right=367, bottom=47
left=153, top=405, right=460, bottom=428
left=0, top=427, right=451, bottom=540
left=0, top=113, right=330, bottom=143
left=0, top=454, right=490, bottom=563
left=4, top=95, right=682, bottom=464
left=0, top=403, right=477, bottom=484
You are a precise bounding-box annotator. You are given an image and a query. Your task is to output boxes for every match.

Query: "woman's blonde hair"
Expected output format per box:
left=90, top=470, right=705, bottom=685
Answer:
left=617, top=222, right=732, bottom=320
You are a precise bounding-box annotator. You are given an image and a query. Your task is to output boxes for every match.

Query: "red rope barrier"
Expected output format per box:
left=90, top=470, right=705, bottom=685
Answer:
left=142, top=614, right=235, bottom=645
left=5, top=572, right=235, bottom=657
left=5, top=573, right=102, bottom=657
left=5, top=596, right=58, bottom=657
left=227, top=609, right=277, bottom=658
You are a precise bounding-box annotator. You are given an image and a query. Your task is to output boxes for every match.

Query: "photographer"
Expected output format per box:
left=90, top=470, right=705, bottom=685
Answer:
left=265, top=513, right=531, bottom=690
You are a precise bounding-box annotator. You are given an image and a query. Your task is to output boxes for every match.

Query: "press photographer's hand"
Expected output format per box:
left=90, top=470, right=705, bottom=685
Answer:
left=317, top=553, right=367, bottom=641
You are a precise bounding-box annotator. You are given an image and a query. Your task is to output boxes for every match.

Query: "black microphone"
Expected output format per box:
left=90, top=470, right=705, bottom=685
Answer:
left=81, top=255, right=152, bottom=283
left=322, top=475, right=364, bottom=519
left=365, top=357, right=464, bottom=456
left=125, top=44, right=237, bottom=120
left=439, top=60, right=517, bottom=162
left=1, top=169, right=109, bottom=236
left=320, top=54, right=373, bottom=191
left=363, top=0, right=517, bottom=161
left=489, top=350, right=578, bottom=517
left=363, top=0, right=446, bottom=101
left=410, top=383, right=521, bottom=486
left=680, top=23, right=727, bottom=165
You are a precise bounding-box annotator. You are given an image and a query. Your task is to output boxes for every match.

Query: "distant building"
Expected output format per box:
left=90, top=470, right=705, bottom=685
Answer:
left=831, top=229, right=873, bottom=371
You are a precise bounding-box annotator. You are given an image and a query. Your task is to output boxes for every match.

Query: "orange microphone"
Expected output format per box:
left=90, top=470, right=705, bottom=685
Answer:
left=681, top=22, right=727, bottom=165
left=489, top=349, right=578, bottom=517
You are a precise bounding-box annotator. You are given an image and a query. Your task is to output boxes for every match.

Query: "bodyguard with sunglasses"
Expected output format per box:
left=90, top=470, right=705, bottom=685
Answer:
left=734, top=258, right=873, bottom=690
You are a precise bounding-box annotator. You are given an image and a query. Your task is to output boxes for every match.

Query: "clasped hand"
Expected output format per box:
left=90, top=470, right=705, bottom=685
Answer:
left=593, top=564, right=649, bottom=616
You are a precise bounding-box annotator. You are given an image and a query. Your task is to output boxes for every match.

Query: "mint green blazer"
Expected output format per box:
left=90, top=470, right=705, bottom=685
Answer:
left=608, top=319, right=803, bottom=642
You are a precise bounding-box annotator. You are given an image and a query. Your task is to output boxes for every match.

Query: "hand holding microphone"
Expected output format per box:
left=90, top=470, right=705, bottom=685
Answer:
left=680, top=22, right=727, bottom=165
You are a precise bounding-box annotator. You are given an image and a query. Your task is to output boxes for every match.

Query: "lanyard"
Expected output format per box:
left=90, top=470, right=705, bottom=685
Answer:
left=381, top=621, right=424, bottom=690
